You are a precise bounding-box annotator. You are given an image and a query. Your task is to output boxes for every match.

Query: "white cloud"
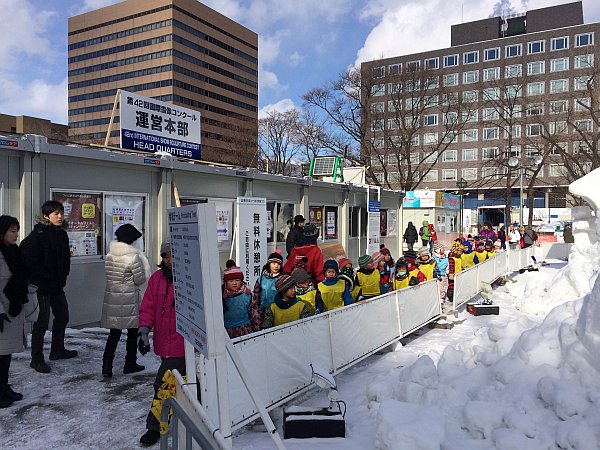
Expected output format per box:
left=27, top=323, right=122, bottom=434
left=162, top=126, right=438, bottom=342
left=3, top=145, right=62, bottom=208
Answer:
left=0, top=77, right=68, bottom=124
left=258, top=99, right=297, bottom=119
left=288, top=51, right=304, bottom=68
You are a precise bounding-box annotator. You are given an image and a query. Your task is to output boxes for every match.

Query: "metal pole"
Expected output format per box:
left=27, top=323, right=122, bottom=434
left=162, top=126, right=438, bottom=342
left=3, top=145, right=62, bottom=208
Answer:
left=519, top=168, right=524, bottom=226
left=459, top=192, right=463, bottom=237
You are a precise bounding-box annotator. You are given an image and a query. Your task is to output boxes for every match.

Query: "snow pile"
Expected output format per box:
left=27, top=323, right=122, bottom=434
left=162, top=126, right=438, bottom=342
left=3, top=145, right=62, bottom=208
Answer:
left=370, top=172, right=600, bottom=449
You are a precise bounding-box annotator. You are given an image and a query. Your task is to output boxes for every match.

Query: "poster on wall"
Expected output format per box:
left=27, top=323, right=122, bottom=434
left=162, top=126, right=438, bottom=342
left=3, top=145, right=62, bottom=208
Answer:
left=309, top=206, right=323, bottom=236
left=326, top=211, right=336, bottom=237
left=387, top=209, right=397, bottom=237
left=214, top=201, right=232, bottom=244
left=367, top=200, right=381, bottom=254
left=380, top=209, right=388, bottom=237
left=104, top=194, right=145, bottom=253
left=53, top=191, right=102, bottom=257
left=235, top=197, right=267, bottom=291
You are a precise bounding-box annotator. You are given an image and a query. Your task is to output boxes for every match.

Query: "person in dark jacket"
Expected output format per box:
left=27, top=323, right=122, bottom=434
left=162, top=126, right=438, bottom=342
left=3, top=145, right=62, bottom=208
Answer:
left=497, top=226, right=507, bottom=250
left=403, top=222, right=419, bottom=251
left=20, top=201, right=77, bottom=373
left=285, top=215, right=305, bottom=256
left=284, top=223, right=324, bottom=287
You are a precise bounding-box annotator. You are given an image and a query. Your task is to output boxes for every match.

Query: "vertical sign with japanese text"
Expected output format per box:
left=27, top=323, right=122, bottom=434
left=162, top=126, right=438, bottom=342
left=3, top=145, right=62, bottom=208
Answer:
left=120, top=90, right=201, bottom=160
left=235, top=197, right=267, bottom=291
left=367, top=200, right=381, bottom=254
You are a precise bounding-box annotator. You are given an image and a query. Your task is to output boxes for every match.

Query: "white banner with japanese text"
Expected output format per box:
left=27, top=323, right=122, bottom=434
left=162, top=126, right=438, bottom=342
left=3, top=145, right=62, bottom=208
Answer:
left=235, top=197, right=267, bottom=291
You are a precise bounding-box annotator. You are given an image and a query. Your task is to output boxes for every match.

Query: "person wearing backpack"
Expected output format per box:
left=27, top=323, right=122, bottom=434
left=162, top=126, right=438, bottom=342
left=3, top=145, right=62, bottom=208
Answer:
left=522, top=226, right=538, bottom=249
left=419, top=220, right=431, bottom=247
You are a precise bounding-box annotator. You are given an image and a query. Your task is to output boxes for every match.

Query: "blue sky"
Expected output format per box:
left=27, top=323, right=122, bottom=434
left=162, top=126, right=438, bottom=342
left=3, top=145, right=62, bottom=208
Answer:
left=1, top=0, right=599, bottom=125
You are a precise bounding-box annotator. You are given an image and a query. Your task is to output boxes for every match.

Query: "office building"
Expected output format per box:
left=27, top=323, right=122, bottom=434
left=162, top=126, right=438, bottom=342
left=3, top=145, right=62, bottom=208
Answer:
left=0, top=113, right=69, bottom=142
left=68, top=0, right=258, bottom=165
left=362, top=1, right=597, bottom=224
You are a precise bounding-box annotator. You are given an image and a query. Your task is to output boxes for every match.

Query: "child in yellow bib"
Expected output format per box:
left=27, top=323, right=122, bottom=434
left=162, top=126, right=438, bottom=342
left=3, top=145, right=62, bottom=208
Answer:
left=290, top=268, right=317, bottom=309
left=315, top=259, right=353, bottom=313
left=354, top=253, right=381, bottom=300
left=261, top=275, right=313, bottom=328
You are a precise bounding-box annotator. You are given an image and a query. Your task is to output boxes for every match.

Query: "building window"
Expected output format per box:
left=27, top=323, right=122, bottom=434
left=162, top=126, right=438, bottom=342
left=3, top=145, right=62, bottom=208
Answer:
left=482, top=107, right=499, bottom=121
left=528, top=40, right=545, bottom=54
left=503, top=125, right=521, bottom=138
left=505, top=44, right=522, bottom=58
left=463, top=51, right=479, bottom=64
left=405, top=98, right=416, bottom=109
left=423, top=114, right=438, bottom=126
left=509, top=146, right=521, bottom=158
left=527, top=103, right=544, bottom=116
left=387, top=100, right=398, bottom=112
left=463, top=90, right=478, bottom=102
left=482, top=147, right=499, bottom=160
left=575, top=32, right=594, bottom=47
left=549, top=79, right=568, bottom=93
left=483, top=67, right=500, bottom=81
left=389, top=82, right=402, bottom=95
left=444, top=54, right=458, bottom=67
left=410, top=135, right=419, bottom=147
left=505, top=64, right=522, bottom=78
left=409, top=153, right=420, bottom=164
left=551, top=36, right=569, bottom=51
left=406, top=79, right=420, bottom=91
left=573, top=141, right=591, bottom=155
left=484, top=47, right=500, bottom=61
left=574, top=76, right=591, bottom=91
left=483, top=127, right=499, bottom=140
left=422, top=170, right=438, bottom=182
left=527, top=82, right=545, bottom=96
left=550, top=57, right=569, bottom=72
left=371, top=120, right=384, bottom=132
left=463, top=70, right=479, bottom=84
left=443, top=149, right=457, bottom=162
left=462, top=168, right=477, bottom=181
left=463, top=129, right=478, bottom=142
left=527, top=61, right=545, bottom=75
left=482, top=167, right=500, bottom=180
left=388, top=154, right=399, bottom=165
left=424, top=57, right=439, bottom=69
left=387, top=119, right=399, bottom=130
left=527, top=123, right=542, bottom=136
left=549, top=164, right=566, bottom=177
left=462, top=109, right=478, bottom=123
left=407, top=61, right=420, bottom=72
left=483, top=87, right=500, bottom=100
left=548, top=121, right=568, bottom=135
left=442, top=169, right=457, bottom=181
left=575, top=119, right=593, bottom=131
left=425, top=77, right=439, bottom=89
left=574, top=97, right=591, bottom=112
left=443, top=73, right=458, bottom=86
left=388, top=63, right=402, bottom=75
left=462, top=148, right=477, bottom=161
left=505, top=84, right=522, bottom=99
left=574, top=54, right=594, bottom=69
left=423, top=151, right=438, bottom=163
left=550, top=100, right=568, bottom=114
left=371, top=84, right=385, bottom=96
left=373, top=138, right=384, bottom=149
left=442, top=132, right=458, bottom=144
left=371, top=102, right=384, bottom=113
left=423, top=132, right=438, bottom=145
left=373, top=66, right=385, bottom=78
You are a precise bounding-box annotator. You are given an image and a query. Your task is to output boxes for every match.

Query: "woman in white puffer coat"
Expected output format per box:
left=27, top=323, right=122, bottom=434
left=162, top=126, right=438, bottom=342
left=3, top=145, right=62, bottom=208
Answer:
left=101, top=224, right=151, bottom=378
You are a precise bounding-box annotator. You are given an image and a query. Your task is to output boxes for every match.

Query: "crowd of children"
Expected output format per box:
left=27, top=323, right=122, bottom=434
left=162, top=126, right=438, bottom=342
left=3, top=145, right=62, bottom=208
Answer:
left=220, top=226, right=510, bottom=339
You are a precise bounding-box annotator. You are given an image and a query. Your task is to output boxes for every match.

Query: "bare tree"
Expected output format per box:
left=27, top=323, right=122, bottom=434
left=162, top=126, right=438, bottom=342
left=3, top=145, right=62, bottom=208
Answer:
left=257, top=111, right=301, bottom=176
left=290, top=108, right=329, bottom=162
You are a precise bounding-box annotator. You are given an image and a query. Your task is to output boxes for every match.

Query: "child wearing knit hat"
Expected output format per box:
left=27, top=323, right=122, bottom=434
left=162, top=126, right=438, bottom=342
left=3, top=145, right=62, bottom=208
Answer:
left=261, top=274, right=314, bottom=328
left=377, top=248, right=394, bottom=294
left=314, top=259, right=353, bottom=313
left=290, top=268, right=317, bottom=309
left=337, top=257, right=358, bottom=300
left=252, top=250, right=283, bottom=317
left=416, top=247, right=436, bottom=281
left=447, top=241, right=465, bottom=303
left=222, top=265, right=260, bottom=338
left=432, top=242, right=449, bottom=303
left=354, top=254, right=381, bottom=301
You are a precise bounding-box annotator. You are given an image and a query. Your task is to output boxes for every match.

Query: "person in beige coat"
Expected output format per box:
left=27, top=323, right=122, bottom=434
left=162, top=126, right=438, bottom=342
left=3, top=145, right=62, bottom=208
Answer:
left=101, top=224, right=150, bottom=378
left=0, top=215, right=39, bottom=407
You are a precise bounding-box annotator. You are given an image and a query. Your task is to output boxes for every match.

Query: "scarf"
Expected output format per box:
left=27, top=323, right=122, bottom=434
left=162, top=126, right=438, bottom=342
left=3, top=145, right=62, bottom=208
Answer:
left=274, top=294, right=296, bottom=309
left=223, top=282, right=251, bottom=299
left=295, top=284, right=314, bottom=296
left=0, top=243, right=30, bottom=316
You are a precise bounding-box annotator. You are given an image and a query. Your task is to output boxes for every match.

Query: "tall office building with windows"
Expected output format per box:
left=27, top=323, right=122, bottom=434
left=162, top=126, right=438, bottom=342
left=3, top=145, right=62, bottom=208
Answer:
left=68, top=0, right=258, bottom=165
left=362, top=1, right=598, bottom=218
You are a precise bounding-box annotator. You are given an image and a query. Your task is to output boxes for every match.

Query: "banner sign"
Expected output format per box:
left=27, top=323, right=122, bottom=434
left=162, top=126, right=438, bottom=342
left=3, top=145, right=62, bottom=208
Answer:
left=367, top=200, right=381, bottom=254
left=443, top=193, right=460, bottom=210
left=235, top=197, right=267, bottom=290
left=120, top=90, right=201, bottom=160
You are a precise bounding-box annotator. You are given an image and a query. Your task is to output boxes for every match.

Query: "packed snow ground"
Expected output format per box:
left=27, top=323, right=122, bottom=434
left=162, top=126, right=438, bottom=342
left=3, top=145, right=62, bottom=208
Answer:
left=0, top=249, right=597, bottom=449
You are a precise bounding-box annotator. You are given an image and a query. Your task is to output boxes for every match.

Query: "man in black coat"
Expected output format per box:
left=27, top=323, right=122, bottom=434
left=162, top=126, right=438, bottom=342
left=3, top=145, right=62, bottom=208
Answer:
left=403, top=221, right=419, bottom=251
left=20, top=201, right=77, bottom=373
left=286, top=215, right=305, bottom=256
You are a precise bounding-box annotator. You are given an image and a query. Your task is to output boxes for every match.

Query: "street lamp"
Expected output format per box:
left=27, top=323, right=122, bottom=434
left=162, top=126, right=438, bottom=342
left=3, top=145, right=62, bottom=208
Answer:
left=508, top=155, right=543, bottom=226
left=456, top=177, right=467, bottom=237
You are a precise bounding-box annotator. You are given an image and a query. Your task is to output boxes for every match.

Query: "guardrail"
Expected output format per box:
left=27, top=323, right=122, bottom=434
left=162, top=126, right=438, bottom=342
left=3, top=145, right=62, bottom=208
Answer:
left=160, top=397, right=218, bottom=450
left=174, top=242, right=571, bottom=449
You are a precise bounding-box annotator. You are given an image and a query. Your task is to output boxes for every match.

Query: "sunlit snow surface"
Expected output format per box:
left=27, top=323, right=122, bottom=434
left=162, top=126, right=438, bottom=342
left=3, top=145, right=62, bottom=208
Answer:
left=1, top=249, right=598, bottom=449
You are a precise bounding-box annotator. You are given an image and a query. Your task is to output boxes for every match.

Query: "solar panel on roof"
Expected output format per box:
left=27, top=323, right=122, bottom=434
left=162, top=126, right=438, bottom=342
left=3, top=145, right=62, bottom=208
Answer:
left=311, top=157, right=336, bottom=176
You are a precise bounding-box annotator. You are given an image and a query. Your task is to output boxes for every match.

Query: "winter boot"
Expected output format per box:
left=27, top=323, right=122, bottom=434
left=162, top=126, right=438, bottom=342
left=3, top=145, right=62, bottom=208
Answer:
left=124, top=361, right=145, bottom=374
left=1, top=385, right=23, bottom=402
left=49, top=349, right=78, bottom=360
left=30, top=360, right=51, bottom=374
left=102, top=357, right=113, bottom=378
left=140, top=429, right=160, bottom=446
left=124, top=328, right=145, bottom=374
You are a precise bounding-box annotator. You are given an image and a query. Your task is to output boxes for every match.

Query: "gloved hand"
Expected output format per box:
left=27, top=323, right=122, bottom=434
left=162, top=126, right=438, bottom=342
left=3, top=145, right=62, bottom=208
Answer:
left=138, top=326, right=151, bottom=355
left=0, top=313, right=11, bottom=333
left=409, top=276, right=419, bottom=286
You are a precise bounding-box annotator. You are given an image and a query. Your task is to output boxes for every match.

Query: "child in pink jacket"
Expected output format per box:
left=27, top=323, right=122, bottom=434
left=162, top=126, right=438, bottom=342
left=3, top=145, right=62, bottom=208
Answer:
left=137, top=241, right=185, bottom=447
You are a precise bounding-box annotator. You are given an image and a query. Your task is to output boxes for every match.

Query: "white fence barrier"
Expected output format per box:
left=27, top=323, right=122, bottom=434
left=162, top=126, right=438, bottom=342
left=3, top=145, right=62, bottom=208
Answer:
left=182, top=242, right=572, bottom=447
